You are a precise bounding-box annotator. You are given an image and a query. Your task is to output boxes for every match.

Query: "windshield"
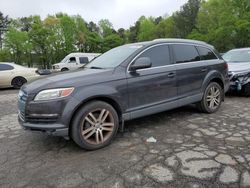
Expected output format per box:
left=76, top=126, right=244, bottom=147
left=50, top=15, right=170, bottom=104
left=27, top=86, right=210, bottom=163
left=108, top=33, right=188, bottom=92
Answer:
left=85, top=45, right=143, bottom=69
left=223, top=50, right=250, bottom=62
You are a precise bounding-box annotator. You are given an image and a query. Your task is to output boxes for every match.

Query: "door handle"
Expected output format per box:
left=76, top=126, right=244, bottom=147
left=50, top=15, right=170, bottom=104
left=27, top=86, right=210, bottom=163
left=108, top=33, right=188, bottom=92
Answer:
left=167, top=72, right=176, bottom=78
left=201, top=68, right=207, bottom=72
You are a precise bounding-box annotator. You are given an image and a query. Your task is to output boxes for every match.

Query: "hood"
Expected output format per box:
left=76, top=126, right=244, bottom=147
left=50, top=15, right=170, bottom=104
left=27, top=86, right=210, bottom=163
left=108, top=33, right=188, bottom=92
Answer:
left=22, top=68, right=114, bottom=94
left=227, top=62, right=250, bottom=73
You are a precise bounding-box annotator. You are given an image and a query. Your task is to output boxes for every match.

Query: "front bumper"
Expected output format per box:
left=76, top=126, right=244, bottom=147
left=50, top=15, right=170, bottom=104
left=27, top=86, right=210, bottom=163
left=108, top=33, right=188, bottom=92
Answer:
left=18, top=114, right=69, bottom=136
left=228, top=73, right=250, bottom=91
left=17, top=90, right=80, bottom=138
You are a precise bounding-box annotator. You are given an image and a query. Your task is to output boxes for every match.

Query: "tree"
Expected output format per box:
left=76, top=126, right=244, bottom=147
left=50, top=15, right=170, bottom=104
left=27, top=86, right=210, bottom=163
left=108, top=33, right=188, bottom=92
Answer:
left=137, top=16, right=156, bottom=41
left=172, top=0, right=201, bottom=38
left=98, top=19, right=114, bottom=37
left=0, top=12, right=10, bottom=49
left=155, top=16, right=175, bottom=38
left=4, top=28, right=31, bottom=64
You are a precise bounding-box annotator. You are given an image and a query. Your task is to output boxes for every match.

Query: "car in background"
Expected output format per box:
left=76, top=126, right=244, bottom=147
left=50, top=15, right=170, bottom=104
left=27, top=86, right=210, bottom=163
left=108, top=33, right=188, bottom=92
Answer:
left=18, top=39, right=229, bottom=150
left=0, top=62, right=40, bottom=89
left=223, top=48, right=250, bottom=95
left=52, top=53, right=101, bottom=72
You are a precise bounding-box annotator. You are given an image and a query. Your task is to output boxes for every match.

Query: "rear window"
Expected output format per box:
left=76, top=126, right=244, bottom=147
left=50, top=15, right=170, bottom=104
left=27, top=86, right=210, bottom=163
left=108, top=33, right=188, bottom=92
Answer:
left=197, top=46, right=217, bottom=60
left=172, top=44, right=200, bottom=63
left=79, top=57, right=89, bottom=64
left=0, top=64, right=14, bottom=71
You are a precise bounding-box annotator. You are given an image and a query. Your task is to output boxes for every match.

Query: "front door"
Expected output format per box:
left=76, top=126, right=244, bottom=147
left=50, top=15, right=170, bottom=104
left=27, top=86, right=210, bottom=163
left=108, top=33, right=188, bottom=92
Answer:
left=126, top=44, right=177, bottom=112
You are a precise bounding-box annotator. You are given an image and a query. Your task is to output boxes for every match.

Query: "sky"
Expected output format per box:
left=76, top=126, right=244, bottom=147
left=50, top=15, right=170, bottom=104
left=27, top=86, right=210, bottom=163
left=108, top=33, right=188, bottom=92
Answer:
left=0, top=0, right=188, bottom=29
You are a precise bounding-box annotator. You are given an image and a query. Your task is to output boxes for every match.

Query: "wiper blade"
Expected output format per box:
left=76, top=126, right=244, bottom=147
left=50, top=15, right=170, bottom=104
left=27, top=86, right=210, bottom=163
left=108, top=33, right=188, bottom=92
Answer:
left=89, top=66, right=104, bottom=69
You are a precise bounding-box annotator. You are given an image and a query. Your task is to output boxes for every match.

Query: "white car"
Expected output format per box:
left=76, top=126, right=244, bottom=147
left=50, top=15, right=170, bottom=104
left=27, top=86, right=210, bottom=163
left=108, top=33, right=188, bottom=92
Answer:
left=52, top=53, right=101, bottom=72
left=0, top=62, right=40, bottom=89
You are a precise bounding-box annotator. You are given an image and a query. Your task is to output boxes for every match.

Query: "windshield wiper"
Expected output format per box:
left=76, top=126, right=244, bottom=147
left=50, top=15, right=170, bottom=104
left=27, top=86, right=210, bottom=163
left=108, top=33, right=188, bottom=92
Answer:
left=89, top=66, right=104, bottom=69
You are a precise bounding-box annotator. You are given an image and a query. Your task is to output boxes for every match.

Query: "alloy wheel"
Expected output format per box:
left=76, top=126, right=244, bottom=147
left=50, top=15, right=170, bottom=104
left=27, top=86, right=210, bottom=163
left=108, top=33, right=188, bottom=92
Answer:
left=206, top=86, right=221, bottom=110
left=81, top=108, right=115, bottom=145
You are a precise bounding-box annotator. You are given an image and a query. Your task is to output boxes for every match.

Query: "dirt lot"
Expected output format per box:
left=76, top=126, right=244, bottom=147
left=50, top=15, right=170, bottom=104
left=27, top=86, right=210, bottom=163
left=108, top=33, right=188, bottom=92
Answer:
left=0, top=89, right=250, bottom=188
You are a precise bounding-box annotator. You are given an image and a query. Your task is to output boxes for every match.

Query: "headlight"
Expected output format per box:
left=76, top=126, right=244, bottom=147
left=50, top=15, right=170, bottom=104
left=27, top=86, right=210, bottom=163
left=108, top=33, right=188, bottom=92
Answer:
left=34, top=87, right=74, bottom=101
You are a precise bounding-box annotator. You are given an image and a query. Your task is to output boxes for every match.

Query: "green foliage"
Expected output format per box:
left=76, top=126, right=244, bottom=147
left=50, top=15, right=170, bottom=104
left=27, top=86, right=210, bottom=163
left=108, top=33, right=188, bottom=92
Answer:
left=137, top=17, right=156, bottom=41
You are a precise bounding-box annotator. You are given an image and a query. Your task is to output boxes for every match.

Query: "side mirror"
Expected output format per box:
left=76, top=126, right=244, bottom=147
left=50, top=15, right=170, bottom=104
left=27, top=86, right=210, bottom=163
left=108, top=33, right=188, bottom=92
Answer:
left=130, top=57, right=152, bottom=72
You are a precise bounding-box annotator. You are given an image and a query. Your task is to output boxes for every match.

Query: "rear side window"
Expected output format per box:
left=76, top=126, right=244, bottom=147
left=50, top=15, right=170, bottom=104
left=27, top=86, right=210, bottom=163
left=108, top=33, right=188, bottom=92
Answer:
left=197, top=46, right=217, bottom=60
left=138, top=45, right=171, bottom=67
left=0, top=64, right=14, bottom=71
left=79, top=57, right=89, bottom=64
left=172, top=44, right=200, bottom=63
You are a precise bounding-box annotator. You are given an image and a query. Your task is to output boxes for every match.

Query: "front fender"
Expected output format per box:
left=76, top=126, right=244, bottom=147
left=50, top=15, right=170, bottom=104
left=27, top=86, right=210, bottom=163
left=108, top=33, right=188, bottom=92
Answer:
left=61, top=83, right=126, bottom=127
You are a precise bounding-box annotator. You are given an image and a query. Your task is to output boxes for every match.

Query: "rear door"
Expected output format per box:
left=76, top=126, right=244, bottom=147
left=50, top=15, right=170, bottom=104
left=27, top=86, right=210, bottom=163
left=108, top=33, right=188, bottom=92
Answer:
left=171, top=44, right=207, bottom=98
left=126, top=44, right=177, bottom=112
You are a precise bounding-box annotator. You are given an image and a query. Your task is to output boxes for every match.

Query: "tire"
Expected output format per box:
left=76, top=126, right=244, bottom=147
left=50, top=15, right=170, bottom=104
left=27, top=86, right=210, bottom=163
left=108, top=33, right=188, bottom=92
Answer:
left=242, top=83, right=250, bottom=96
left=71, top=101, right=119, bottom=150
left=11, top=77, right=27, bottom=89
left=197, top=82, right=223, bottom=113
left=61, top=68, right=69, bottom=72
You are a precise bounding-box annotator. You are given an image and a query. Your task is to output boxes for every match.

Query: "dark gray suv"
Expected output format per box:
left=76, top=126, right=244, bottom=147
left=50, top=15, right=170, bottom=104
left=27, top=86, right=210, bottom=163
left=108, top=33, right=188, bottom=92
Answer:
left=18, top=39, right=229, bottom=150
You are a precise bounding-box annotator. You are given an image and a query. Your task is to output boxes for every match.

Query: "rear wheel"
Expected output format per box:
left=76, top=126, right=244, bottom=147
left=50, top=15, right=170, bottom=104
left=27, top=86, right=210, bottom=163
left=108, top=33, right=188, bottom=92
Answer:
left=11, top=77, right=27, bottom=89
left=61, top=68, right=69, bottom=72
left=197, top=82, right=223, bottom=113
left=71, top=101, right=119, bottom=150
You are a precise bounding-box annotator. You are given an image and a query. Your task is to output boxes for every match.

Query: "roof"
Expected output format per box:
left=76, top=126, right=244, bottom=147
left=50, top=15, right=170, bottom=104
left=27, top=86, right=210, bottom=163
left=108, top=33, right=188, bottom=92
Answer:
left=126, top=38, right=214, bottom=49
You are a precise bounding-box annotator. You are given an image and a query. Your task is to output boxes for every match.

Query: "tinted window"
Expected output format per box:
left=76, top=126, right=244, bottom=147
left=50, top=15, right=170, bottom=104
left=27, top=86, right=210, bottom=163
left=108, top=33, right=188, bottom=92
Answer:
left=197, top=46, right=217, bottom=60
left=79, top=57, right=89, bottom=64
left=69, top=57, right=76, bottom=63
left=0, top=64, right=14, bottom=71
left=172, top=44, right=200, bottom=63
left=137, top=45, right=171, bottom=67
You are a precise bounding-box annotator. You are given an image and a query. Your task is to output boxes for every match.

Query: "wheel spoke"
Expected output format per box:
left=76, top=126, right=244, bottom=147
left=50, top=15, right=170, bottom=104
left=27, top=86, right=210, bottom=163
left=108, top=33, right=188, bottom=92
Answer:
left=214, top=89, right=220, bottom=97
left=95, top=131, right=100, bottom=144
left=102, top=127, right=113, bottom=132
left=206, top=95, right=213, bottom=101
left=209, top=100, right=214, bottom=108
left=99, top=131, right=104, bottom=143
left=102, top=123, right=114, bottom=127
left=101, top=111, right=109, bottom=122
left=89, top=112, right=97, bottom=123
left=85, top=116, right=95, bottom=126
left=82, top=126, right=95, bottom=135
left=214, top=98, right=220, bottom=105
left=84, top=129, right=96, bottom=139
left=98, top=109, right=106, bottom=121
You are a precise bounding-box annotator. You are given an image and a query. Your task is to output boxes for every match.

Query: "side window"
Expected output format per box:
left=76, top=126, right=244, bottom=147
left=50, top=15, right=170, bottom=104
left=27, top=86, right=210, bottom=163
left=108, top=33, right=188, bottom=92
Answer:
left=172, top=44, right=200, bottom=63
left=137, top=45, right=171, bottom=67
left=197, top=46, right=218, bottom=60
left=69, top=57, right=76, bottom=63
left=79, top=57, right=89, bottom=64
left=0, top=64, right=14, bottom=71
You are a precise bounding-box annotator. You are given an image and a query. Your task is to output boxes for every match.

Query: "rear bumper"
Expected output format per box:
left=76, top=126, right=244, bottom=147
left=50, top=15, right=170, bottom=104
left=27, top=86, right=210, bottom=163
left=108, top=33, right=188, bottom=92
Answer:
left=18, top=116, right=69, bottom=137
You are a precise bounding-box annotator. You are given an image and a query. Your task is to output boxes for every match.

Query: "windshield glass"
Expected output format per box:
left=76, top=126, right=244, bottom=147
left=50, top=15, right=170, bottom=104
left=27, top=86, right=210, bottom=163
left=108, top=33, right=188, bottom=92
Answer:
left=223, top=50, right=250, bottom=62
left=85, top=45, right=143, bottom=69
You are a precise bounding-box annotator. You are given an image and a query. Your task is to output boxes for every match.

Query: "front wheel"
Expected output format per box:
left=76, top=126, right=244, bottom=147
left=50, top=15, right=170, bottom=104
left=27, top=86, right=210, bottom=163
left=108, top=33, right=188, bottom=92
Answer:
left=71, top=101, right=119, bottom=150
left=197, top=82, right=223, bottom=113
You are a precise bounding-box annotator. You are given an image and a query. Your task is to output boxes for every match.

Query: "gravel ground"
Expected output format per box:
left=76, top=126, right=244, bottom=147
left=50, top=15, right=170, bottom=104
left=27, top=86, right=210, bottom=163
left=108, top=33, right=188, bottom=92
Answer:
left=0, top=89, right=250, bottom=188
